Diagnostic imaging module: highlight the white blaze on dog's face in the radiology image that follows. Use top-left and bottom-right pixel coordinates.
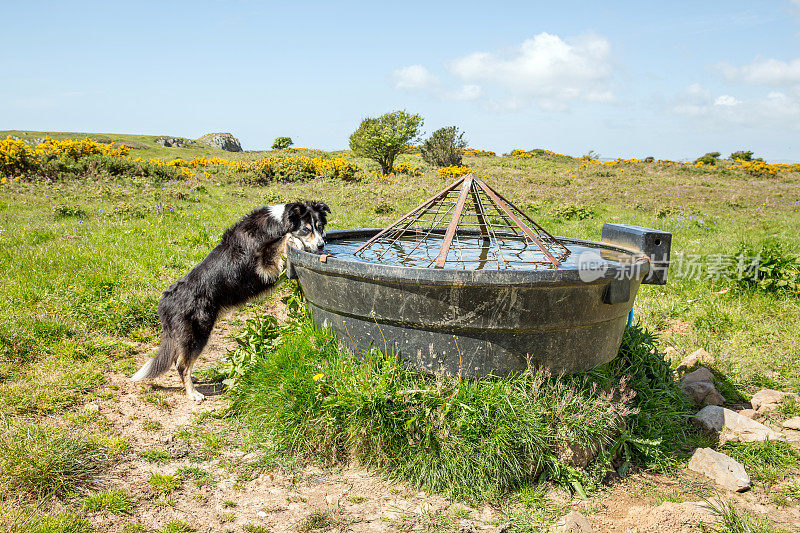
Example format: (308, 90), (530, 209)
(284, 202), (329, 253)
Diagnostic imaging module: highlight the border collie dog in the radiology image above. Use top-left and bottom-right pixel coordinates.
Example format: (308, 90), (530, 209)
(132, 201), (330, 400)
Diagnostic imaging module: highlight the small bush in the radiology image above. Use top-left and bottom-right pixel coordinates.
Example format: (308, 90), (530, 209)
(421, 126), (467, 168)
(694, 152), (721, 165)
(729, 240), (799, 295)
(552, 205), (594, 220)
(737, 159), (778, 178)
(349, 110), (423, 175)
(271, 136), (293, 150)
(53, 204), (87, 219)
(730, 150), (754, 161)
(392, 162), (421, 176)
(437, 165), (474, 178)
(644, 156), (655, 163)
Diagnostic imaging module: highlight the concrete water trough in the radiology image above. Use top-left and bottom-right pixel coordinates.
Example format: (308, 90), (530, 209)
(287, 175), (671, 377)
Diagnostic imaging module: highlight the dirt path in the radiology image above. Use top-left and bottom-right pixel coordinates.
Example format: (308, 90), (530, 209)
(79, 309), (800, 532)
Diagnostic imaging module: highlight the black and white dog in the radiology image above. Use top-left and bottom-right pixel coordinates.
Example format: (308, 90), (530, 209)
(132, 201), (330, 400)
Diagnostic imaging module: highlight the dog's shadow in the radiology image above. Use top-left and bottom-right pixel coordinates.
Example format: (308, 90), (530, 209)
(150, 382), (225, 397)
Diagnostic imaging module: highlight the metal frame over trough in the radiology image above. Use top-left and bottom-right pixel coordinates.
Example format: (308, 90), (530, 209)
(287, 223), (671, 378)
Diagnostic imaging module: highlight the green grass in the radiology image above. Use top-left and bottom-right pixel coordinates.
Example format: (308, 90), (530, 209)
(161, 521), (196, 533)
(79, 488), (135, 514)
(0, 509), (93, 533)
(176, 466), (214, 487)
(0, 421), (108, 499)
(147, 473), (181, 495)
(704, 498), (787, 533)
(296, 509), (340, 532)
(232, 314), (690, 501)
(1, 135), (800, 516)
(721, 441), (799, 486)
(138, 449), (171, 463)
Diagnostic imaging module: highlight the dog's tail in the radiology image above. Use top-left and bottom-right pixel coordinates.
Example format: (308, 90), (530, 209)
(131, 335), (177, 382)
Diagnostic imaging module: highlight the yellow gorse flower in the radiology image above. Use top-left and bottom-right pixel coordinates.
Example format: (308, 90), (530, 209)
(392, 162), (421, 176)
(438, 165), (474, 178)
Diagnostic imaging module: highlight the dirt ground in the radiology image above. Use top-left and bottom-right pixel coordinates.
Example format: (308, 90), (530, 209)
(79, 309), (800, 533)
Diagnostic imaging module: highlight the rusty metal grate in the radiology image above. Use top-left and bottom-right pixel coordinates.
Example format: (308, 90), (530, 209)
(353, 173), (571, 269)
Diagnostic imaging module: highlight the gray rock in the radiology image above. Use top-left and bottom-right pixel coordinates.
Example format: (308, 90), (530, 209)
(738, 408), (761, 420)
(552, 511), (595, 532)
(681, 381), (724, 406)
(692, 405), (786, 444)
(782, 417), (800, 430)
(677, 348), (714, 372)
(688, 447), (751, 492)
(197, 132), (243, 152)
(681, 367), (715, 384)
(664, 346), (679, 360)
(751, 389), (796, 413)
(155, 137), (186, 148)
(458, 519), (478, 533)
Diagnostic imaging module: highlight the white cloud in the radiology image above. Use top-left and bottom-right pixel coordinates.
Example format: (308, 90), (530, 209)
(391, 32), (614, 111)
(714, 94), (741, 106)
(392, 65), (439, 90)
(671, 83), (800, 129)
(449, 32), (613, 109)
(721, 57), (800, 85)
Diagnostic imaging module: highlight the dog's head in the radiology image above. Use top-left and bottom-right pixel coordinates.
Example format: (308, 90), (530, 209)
(284, 201), (331, 253)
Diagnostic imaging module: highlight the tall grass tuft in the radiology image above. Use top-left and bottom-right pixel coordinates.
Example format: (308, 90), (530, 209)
(231, 316), (690, 501)
(0, 421), (109, 500)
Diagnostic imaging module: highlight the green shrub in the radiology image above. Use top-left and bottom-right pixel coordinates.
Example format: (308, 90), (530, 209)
(729, 240), (799, 295)
(552, 205), (594, 220)
(694, 152), (721, 165)
(644, 156), (655, 163)
(271, 136), (293, 150)
(730, 150), (754, 161)
(420, 126), (467, 168)
(349, 110), (423, 175)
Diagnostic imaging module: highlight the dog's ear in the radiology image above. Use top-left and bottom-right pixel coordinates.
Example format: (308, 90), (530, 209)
(285, 202), (308, 231)
(311, 201), (331, 215)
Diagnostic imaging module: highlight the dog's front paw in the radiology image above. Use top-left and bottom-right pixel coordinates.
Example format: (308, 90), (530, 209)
(188, 390), (205, 402)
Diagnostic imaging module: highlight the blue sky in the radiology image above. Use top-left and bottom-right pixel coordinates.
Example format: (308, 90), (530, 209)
(3, 1), (800, 161)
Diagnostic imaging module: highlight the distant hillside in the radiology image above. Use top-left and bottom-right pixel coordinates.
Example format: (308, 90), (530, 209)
(0, 130), (252, 159)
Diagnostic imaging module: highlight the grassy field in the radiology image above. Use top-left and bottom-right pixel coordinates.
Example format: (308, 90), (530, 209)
(1, 130), (799, 531)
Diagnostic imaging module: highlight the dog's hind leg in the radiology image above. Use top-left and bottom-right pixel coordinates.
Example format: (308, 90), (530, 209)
(176, 312), (216, 402)
(177, 351), (205, 402)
